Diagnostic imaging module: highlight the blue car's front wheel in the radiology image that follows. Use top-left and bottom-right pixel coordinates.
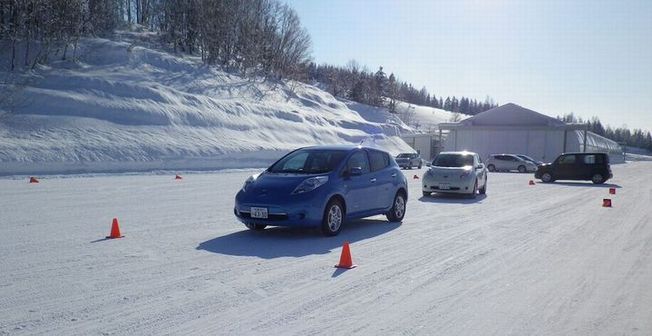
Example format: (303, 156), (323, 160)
(386, 192), (406, 222)
(321, 198), (344, 236)
(245, 223), (267, 231)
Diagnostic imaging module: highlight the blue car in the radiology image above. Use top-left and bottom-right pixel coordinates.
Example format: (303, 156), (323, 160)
(234, 145), (408, 236)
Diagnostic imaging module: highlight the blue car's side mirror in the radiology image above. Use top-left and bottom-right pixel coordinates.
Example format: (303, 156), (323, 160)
(350, 167), (363, 176)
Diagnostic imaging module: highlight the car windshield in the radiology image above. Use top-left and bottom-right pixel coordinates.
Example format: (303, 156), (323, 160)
(397, 153), (412, 158)
(268, 149), (348, 174)
(518, 155), (535, 163)
(432, 154), (474, 167)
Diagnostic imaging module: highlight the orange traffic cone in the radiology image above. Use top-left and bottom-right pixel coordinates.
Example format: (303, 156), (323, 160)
(413, 175), (419, 180)
(106, 218), (125, 239)
(335, 242), (357, 269)
(29, 177), (39, 183)
(609, 188), (616, 195)
(602, 199), (612, 208)
(175, 174), (183, 180)
(529, 180), (536, 185)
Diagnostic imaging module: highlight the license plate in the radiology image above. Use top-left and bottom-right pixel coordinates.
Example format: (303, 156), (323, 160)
(439, 184), (451, 190)
(250, 207), (268, 219)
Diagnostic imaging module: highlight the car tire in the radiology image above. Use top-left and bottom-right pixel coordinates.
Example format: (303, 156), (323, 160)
(468, 179), (478, 199)
(592, 173), (604, 184)
(487, 164), (496, 172)
(321, 198), (344, 236)
(518, 165), (526, 173)
(422, 191), (430, 197)
(418, 163), (422, 169)
(479, 179), (487, 195)
(407, 163), (412, 170)
(386, 192), (406, 222)
(541, 172), (554, 183)
(245, 223), (267, 231)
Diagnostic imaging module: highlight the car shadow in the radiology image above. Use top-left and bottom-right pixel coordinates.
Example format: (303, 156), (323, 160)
(543, 181), (622, 188)
(196, 218), (401, 259)
(418, 193), (487, 204)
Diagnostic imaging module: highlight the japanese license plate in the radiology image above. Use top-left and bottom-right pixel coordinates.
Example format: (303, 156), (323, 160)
(250, 207), (268, 219)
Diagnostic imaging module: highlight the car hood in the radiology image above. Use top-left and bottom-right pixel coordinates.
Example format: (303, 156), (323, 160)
(245, 172), (323, 196)
(428, 166), (473, 177)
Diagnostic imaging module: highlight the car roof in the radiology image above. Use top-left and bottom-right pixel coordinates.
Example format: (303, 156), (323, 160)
(439, 151), (477, 155)
(300, 145), (388, 153)
(561, 152), (607, 155)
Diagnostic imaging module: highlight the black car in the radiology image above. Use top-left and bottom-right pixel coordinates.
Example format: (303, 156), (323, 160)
(535, 152), (612, 184)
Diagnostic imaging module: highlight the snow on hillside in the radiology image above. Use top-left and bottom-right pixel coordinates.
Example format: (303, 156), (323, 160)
(0, 33), (414, 175)
(394, 101), (468, 133)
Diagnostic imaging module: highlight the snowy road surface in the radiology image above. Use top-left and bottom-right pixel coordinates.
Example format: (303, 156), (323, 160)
(1, 162), (651, 335)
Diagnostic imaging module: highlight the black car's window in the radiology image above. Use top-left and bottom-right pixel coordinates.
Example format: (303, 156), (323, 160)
(584, 155), (596, 164)
(346, 151), (370, 174)
(432, 154), (474, 167)
(369, 150), (389, 172)
(269, 149), (348, 174)
(397, 153), (410, 158)
(558, 155), (576, 165)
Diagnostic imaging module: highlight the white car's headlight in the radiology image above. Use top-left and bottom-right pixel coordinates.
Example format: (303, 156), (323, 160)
(241, 173), (261, 192)
(292, 176), (329, 195)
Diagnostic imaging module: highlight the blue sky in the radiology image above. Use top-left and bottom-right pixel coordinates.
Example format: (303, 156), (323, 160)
(284, 0), (652, 131)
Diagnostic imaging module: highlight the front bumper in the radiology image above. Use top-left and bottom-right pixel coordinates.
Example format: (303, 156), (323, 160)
(421, 174), (475, 194)
(234, 189), (326, 227)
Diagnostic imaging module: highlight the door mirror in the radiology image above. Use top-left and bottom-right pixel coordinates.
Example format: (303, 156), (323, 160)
(476, 163), (485, 170)
(343, 166), (363, 178)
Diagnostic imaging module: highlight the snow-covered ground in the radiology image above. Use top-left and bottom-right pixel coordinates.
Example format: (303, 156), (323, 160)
(1, 162), (650, 335)
(0, 33), (414, 175)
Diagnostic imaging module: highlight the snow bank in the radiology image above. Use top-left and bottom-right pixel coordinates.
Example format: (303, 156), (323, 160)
(0, 34), (414, 175)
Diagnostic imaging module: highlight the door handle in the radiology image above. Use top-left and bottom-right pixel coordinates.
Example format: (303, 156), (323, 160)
(391, 173), (397, 177)
(370, 178), (377, 183)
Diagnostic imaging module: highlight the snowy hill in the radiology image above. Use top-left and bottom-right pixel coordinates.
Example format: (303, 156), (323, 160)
(393, 101), (468, 133)
(0, 33), (415, 175)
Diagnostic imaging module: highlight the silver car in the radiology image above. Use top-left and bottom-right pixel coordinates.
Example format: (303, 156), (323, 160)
(486, 154), (538, 173)
(422, 151), (488, 198)
(395, 153), (422, 169)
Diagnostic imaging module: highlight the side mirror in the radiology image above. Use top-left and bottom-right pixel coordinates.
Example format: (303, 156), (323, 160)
(476, 164), (485, 170)
(350, 167), (363, 176)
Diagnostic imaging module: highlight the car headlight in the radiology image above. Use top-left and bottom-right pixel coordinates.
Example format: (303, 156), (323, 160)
(241, 173), (261, 192)
(292, 176), (329, 195)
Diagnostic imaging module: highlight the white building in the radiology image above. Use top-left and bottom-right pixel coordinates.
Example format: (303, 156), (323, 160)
(438, 103), (624, 163)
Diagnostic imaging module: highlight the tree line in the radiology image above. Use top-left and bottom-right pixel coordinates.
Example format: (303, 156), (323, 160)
(559, 113), (652, 152)
(0, 0), (311, 80)
(306, 62), (497, 115)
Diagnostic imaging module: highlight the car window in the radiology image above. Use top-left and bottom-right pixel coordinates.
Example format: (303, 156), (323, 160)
(584, 155), (596, 164)
(433, 154), (474, 167)
(368, 150), (389, 172)
(397, 153), (410, 158)
(269, 149), (348, 174)
(347, 151), (370, 174)
(558, 155), (576, 165)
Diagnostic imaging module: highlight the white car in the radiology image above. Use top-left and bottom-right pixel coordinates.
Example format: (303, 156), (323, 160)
(422, 151), (488, 198)
(486, 154), (538, 173)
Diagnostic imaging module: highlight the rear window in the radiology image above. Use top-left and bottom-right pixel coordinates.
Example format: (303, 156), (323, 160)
(584, 154), (606, 164)
(369, 150), (390, 172)
(558, 155), (576, 165)
(397, 153), (411, 158)
(433, 154), (474, 167)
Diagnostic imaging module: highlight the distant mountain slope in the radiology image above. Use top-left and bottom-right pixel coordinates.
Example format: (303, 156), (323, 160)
(0, 33), (415, 175)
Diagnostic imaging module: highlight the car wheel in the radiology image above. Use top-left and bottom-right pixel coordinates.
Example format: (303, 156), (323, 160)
(541, 172), (554, 183)
(321, 198), (344, 236)
(407, 163), (412, 170)
(592, 173), (604, 184)
(518, 165), (526, 173)
(479, 178), (487, 195)
(245, 223), (267, 231)
(487, 164), (495, 172)
(386, 192), (406, 222)
(418, 163), (422, 169)
(422, 191), (430, 197)
(468, 179), (478, 199)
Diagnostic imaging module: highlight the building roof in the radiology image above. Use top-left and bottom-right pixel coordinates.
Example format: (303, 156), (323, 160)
(459, 103), (566, 127)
